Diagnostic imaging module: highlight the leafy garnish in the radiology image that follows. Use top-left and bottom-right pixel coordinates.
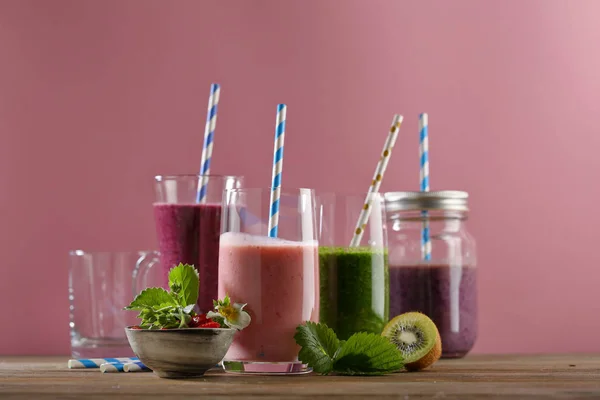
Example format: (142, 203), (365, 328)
(124, 288), (176, 311)
(333, 332), (404, 375)
(124, 263), (198, 329)
(168, 263), (199, 307)
(294, 322), (340, 374)
(294, 322), (404, 375)
(124, 263), (251, 331)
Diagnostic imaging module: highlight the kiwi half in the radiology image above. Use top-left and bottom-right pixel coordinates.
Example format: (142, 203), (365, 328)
(381, 312), (442, 371)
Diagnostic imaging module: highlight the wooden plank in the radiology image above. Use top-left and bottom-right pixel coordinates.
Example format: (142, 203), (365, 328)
(1, 355), (599, 399)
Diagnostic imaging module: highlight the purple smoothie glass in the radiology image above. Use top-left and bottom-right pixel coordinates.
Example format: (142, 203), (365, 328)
(384, 191), (477, 359)
(153, 175), (243, 313)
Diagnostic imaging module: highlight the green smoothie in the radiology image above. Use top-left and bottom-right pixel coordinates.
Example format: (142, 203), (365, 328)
(319, 246), (389, 340)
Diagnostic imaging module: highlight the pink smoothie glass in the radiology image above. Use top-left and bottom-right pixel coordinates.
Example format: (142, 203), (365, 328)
(153, 175), (243, 313)
(218, 188), (319, 374)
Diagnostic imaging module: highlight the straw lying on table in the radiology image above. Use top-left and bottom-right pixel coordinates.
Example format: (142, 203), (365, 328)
(100, 362), (126, 373)
(124, 360), (150, 372)
(419, 113), (431, 261)
(196, 82), (221, 203)
(268, 104), (287, 238)
(100, 360), (150, 373)
(68, 357), (139, 369)
(349, 114), (403, 247)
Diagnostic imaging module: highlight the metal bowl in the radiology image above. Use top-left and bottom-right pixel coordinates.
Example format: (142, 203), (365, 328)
(125, 327), (236, 379)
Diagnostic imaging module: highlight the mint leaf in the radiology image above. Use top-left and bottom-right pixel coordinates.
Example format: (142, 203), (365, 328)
(294, 322), (340, 375)
(124, 264), (203, 329)
(155, 302), (178, 312)
(124, 288), (175, 310)
(168, 263), (199, 307)
(333, 332), (404, 375)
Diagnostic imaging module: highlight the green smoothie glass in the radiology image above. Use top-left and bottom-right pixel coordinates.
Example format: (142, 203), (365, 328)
(317, 193), (389, 340)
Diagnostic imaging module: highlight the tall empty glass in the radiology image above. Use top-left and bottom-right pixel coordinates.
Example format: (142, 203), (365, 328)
(153, 175), (243, 313)
(219, 188), (319, 374)
(68, 250), (160, 358)
(318, 193), (389, 340)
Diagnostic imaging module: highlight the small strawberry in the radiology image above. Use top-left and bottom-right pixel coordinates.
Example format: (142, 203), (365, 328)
(130, 326), (142, 330)
(189, 313), (210, 327)
(198, 321), (221, 329)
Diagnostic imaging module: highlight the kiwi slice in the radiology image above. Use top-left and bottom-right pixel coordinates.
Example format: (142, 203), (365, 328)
(381, 312), (442, 371)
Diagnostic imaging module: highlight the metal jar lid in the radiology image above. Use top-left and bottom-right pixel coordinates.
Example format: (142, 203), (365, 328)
(384, 190), (469, 212)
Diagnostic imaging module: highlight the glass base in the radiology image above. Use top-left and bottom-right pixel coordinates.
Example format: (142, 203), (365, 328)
(222, 360), (312, 375)
(441, 351), (469, 359)
(71, 338), (134, 359)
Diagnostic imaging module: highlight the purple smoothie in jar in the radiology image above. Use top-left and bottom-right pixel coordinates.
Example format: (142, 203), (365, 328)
(389, 264), (477, 358)
(384, 191), (477, 359)
(153, 202), (222, 313)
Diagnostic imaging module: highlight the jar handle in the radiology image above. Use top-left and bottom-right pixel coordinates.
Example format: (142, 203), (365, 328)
(132, 252), (160, 298)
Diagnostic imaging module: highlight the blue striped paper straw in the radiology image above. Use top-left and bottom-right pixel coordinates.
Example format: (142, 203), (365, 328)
(419, 113), (431, 261)
(68, 357), (139, 369)
(100, 361), (150, 373)
(268, 104), (286, 238)
(196, 83), (221, 203)
(100, 362), (126, 373)
(124, 361), (151, 372)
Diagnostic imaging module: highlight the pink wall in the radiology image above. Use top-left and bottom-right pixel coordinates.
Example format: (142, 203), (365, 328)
(1, 0), (599, 355)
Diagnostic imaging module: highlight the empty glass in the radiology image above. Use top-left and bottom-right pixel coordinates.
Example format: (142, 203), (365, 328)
(68, 250), (161, 358)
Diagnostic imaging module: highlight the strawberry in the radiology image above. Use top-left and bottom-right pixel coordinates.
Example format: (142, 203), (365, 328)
(189, 313), (210, 327)
(130, 326), (142, 330)
(198, 321), (221, 329)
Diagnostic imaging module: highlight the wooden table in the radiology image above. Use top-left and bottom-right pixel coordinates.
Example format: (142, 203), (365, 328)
(1, 355), (599, 399)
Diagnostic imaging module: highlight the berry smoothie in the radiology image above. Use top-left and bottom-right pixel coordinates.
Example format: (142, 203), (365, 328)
(153, 203), (221, 313)
(319, 247), (389, 340)
(389, 264), (477, 358)
(218, 232), (319, 363)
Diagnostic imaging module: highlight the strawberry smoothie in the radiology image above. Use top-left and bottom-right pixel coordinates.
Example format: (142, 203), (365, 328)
(218, 232), (319, 364)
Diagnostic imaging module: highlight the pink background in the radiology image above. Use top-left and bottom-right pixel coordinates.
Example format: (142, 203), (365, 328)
(1, 0), (599, 355)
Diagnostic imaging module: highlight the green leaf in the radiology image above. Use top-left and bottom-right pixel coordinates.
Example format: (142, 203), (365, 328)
(214, 295), (231, 308)
(211, 315), (225, 327)
(294, 322), (340, 375)
(168, 263), (199, 307)
(155, 303), (177, 312)
(124, 288), (176, 310)
(333, 332), (404, 375)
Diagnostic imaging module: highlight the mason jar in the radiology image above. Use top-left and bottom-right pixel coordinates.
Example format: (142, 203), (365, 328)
(384, 191), (477, 358)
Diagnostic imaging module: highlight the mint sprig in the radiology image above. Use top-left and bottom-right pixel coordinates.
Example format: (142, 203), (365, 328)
(125, 288), (176, 310)
(333, 332), (404, 375)
(295, 322), (340, 374)
(294, 322), (404, 375)
(124, 263), (199, 329)
(168, 263), (199, 307)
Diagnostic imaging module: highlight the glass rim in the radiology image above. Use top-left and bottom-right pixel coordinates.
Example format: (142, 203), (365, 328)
(68, 249), (158, 256)
(224, 187), (315, 193)
(315, 191), (384, 198)
(154, 174), (242, 181)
